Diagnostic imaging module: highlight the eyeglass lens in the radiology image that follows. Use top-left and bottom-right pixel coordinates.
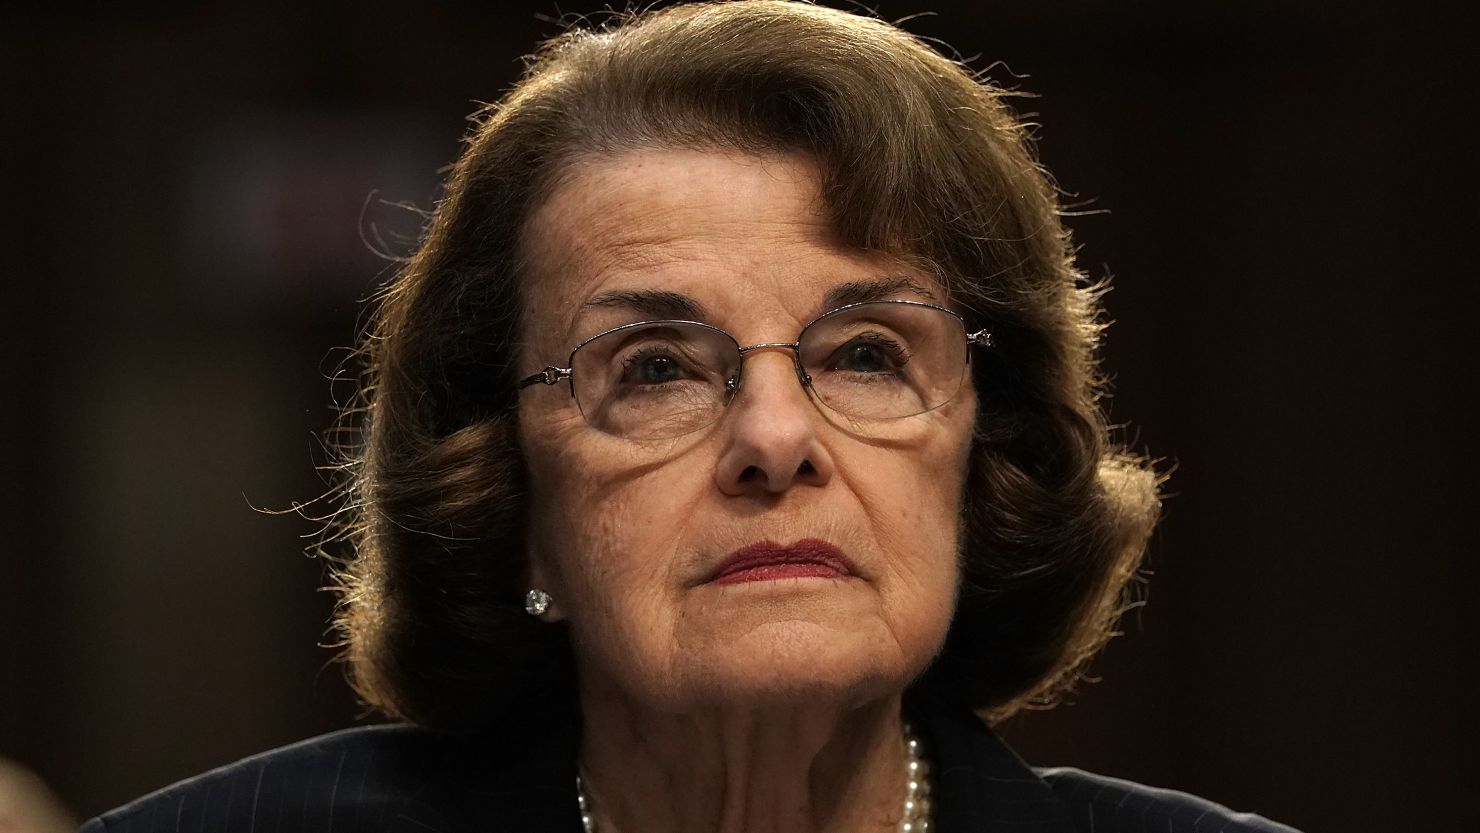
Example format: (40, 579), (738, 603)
(569, 302), (969, 440)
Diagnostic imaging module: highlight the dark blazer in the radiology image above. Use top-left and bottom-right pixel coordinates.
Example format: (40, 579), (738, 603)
(81, 700), (1299, 833)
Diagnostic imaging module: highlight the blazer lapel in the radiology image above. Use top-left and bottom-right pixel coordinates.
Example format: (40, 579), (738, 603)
(912, 698), (1077, 833)
(389, 710), (584, 833)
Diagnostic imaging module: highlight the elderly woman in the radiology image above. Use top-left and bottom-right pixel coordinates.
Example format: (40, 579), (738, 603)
(84, 3), (1299, 832)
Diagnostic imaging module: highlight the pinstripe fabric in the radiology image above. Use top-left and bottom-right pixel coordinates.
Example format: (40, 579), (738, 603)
(1035, 769), (1299, 833)
(81, 703), (1300, 833)
(80, 721), (582, 833)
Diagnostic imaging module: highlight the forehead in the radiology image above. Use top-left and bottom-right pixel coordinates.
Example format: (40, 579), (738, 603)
(518, 148), (941, 346)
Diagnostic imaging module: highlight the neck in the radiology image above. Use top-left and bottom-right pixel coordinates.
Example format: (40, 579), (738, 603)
(576, 685), (912, 833)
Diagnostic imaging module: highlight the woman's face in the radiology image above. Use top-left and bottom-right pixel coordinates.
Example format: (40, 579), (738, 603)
(517, 148), (975, 711)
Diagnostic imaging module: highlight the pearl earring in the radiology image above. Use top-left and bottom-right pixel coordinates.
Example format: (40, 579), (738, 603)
(525, 588), (552, 617)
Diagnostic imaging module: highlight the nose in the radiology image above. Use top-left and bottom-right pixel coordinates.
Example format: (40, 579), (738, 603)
(714, 348), (834, 496)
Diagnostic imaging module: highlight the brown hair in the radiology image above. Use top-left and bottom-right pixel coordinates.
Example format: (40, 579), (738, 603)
(328, 0), (1161, 731)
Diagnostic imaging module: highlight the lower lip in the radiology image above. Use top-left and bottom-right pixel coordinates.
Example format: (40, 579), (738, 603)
(711, 563), (849, 585)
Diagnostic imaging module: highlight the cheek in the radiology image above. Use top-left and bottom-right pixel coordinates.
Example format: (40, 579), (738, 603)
(873, 472), (964, 603)
(532, 462), (719, 686)
(861, 418), (971, 528)
(851, 415), (973, 619)
(523, 430), (708, 612)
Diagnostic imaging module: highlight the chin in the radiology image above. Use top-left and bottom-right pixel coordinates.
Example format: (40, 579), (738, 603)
(666, 620), (925, 710)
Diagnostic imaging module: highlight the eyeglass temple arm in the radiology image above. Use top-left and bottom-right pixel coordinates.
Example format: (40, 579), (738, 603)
(518, 366), (573, 389)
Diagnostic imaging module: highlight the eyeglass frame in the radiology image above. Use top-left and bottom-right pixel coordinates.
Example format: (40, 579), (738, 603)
(516, 299), (993, 429)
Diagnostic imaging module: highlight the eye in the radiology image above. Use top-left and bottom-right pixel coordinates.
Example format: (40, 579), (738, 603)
(829, 335), (908, 373)
(620, 347), (690, 386)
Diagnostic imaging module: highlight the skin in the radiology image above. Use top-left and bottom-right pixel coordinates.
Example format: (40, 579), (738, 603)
(517, 148), (976, 833)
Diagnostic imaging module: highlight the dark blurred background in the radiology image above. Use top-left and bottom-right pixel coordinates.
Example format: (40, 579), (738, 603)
(0, 1), (1471, 831)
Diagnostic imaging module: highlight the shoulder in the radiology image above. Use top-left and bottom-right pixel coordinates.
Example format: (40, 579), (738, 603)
(79, 724), (510, 833)
(1035, 767), (1303, 833)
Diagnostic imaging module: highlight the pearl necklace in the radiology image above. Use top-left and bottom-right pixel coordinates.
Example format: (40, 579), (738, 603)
(575, 723), (933, 833)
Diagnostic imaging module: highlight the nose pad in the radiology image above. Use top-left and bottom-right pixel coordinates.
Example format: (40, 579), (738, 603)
(714, 349), (834, 496)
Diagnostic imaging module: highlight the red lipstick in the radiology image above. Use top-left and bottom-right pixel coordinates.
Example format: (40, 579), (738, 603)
(708, 539), (856, 585)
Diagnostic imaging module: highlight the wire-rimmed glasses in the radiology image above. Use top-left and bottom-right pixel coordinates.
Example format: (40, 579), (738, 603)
(517, 300), (992, 440)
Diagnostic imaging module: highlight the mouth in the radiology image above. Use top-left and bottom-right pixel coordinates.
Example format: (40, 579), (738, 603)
(707, 538), (858, 585)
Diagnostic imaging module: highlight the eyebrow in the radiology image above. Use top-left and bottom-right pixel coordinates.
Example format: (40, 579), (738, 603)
(822, 276), (939, 310)
(577, 276), (937, 325)
(580, 289), (709, 321)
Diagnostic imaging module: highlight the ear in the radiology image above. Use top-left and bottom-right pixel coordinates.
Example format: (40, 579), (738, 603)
(526, 552), (568, 622)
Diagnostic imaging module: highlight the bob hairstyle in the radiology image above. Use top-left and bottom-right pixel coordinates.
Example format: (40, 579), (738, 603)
(329, 0), (1161, 732)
